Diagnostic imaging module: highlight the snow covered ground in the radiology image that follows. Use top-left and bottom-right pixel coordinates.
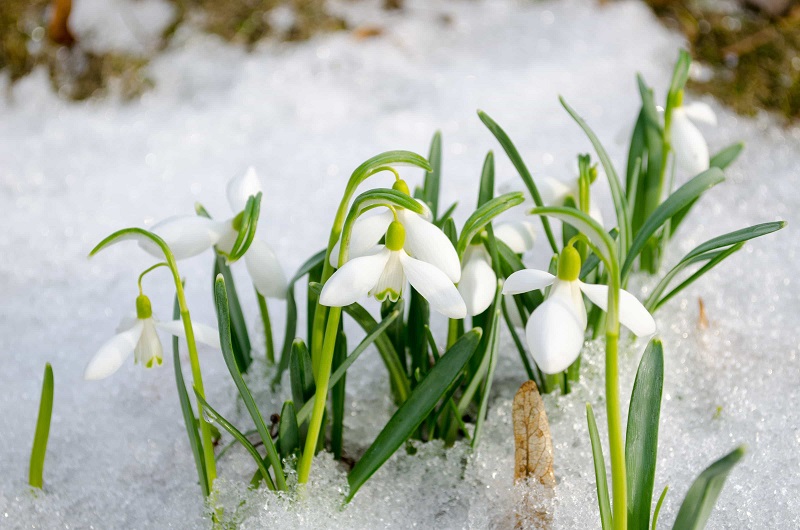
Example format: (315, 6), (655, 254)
(1, 0), (798, 528)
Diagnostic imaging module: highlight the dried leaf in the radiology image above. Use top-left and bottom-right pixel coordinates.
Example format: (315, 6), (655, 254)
(698, 297), (709, 329)
(353, 26), (384, 40)
(513, 380), (555, 529)
(514, 380), (555, 485)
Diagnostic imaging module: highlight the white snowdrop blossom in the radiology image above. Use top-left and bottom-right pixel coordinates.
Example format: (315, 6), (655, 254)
(141, 167), (288, 299)
(458, 222), (537, 316)
(670, 99), (717, 176)
(502, 246), (656, 374)
(321, 220), (467, 319)
(329, 180), (461, 283)
(84, 294), (220, 380)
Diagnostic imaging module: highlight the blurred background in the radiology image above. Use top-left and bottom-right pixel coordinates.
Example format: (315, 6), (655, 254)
(2, 0), (799, 118)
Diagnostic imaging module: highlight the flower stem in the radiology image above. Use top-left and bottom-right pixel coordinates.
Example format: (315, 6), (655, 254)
(605, 276), (626, 530)
(297, 306), (341, 483)
(256, 292), (275, 364)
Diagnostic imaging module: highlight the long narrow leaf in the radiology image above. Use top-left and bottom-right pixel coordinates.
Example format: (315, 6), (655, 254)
(213, 254), (252, 372)
(28, 363), (54, 489)
(278, 401), (300, 462)
(709, 143), (743, 170)
(215, 275), (286, 490)
(456, 192), (524, 256)
(681, 222), (785, 263)
(477, 110), (559, 252)
(587, 403), (613, 530)
(346, 330), (482, 501)
(671, 447), (745, 530)
(622, 168), (724, 279)
(194, 390), (275, 490)
(172, 295), (209, 496)
(626, 339), (664, 529)
(424, 131), (442, 217)
(559, 97), (630, 253)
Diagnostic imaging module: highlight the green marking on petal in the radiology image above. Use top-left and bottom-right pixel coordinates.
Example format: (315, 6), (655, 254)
(374, 288), (401, 303)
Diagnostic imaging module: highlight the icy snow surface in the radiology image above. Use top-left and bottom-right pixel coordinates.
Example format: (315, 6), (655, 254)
(1, 0), (798, 528)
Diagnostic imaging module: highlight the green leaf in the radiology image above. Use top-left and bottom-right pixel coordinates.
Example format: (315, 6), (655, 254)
(194, 390), (275, 490)
(171, 294), (209, 496)
(478, 151), (495, 207)
(622, 167), (725, 279)
(290, 340), (315, 407)
(332, 330), (347, 460)
(436, 202), (458, 227)
(215, 275), (286, 490)
(709, 143), (744, 170)
(423, 131), (442, 218)
(671, 446), (745, 530)
(681, 222), (785, 263)
(667, 50), (691, 108)
(278, 401), (300, 462)
(227, 192), (262, 262)
(457, 192), (525, 256)
(626, 111), (647, 199)
(626, 339), (664, 530)
(559, 96), (630, 252)
(530, 206), (616, 268)
(346, 329), (482, 501)
(28, 363), (54, 489)
(652, 486), (669, 530)
(477, 110), (559, 253)
(213, 253), (252, 373)
(297, 310), (400, 425)
(587, 403), (613, 530)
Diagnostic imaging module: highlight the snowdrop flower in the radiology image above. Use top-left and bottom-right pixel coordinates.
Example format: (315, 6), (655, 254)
(502, 246), (655, 374)
(458, 222), (537, 316)
(670, 97), (717, 176)
(329, 180), (461, 283)
(321, 220), (467, 319)
(500, 175), (604, 229)
(141, 167), (287, 299)
(84, 294), (220, 380)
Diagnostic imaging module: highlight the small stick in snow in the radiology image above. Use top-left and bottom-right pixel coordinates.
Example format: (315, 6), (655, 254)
(513, 380), (555, 529)
(698, 297), (709, 329)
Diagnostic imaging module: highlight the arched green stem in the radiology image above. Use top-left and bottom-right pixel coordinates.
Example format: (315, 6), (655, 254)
(90, 227), (217, 493)
(137, 262), (169, 294)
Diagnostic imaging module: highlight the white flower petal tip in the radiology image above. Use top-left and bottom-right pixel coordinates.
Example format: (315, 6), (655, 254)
(539, 176), (576, 205)
(142, 215), (227, 260)
(244, 239), (288, 299)
(400, 209), (461, 282)
(502, 269), (555, 296)
(525, 296), (585, 375)
(400, 253), (466, 319)
(329, 210), (393, 267)
(458, 247), (497, 316)
(84, 320), (144, 380)
(227, 166), (264, 213)
(320, 249), (392, 307)
(578, 282), (657, 337)
(683, 102), (717, 126)
(671, 108), (710, 175)
(495, 220), (537, 253)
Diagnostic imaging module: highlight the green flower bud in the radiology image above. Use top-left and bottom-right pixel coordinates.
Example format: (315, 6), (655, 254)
(557, 246), (581, 281)
(385, 221), (406, 251)
(136, 294), (153, 319)
(392, 179), (410, 196)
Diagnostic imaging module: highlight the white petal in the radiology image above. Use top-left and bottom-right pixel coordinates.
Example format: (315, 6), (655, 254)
(371, 251), (405, 302)
(494, 220), (537, 253)
(400, 209), (461, 282)
(503, 293), (525, 329)
(525, 282), (586, 374)
(243, 238), (288, 299)
(134, 319), (164, 368)
(84, 320), (144, 380)
(458, 246), (497, 316)
(320, 248), (391, 307)
(156, 319), (221, 350)
(589, 205), (605, 229)
(502, 269), (555, 295)
(682, 102), (717, 126)
(578, 282), (656, 336)
(329, 210), (393, 267)
(671, 109), (710, 175)
(538, 176), (576, 206)
(399, 253), (466, 319)
(142, 215), (228, 260)
(227, 166), (264, 213)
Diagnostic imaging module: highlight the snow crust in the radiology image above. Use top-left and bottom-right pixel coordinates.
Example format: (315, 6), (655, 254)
(1, 0), (798, 528)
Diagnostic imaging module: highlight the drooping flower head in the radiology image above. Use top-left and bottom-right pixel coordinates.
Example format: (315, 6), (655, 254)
(140, 167), (287, 299)
(321, 180), (466, 319)
(503, 246), (656, 374)
(84, 293), (220, 380)
(669, 92), (717, 176)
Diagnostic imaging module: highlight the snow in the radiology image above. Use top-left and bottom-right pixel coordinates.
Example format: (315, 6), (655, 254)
(1, 0), (798, 528)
